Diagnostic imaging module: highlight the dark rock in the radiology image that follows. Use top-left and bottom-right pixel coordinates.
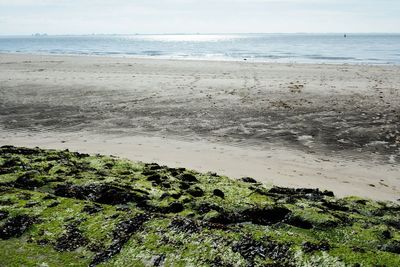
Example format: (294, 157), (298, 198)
(115, 206), (131, 212)
(162, 182), (171, 189)
(14, 171), (44, 190)
(54, 168), (67, 175)
(137, 199), (184, 214)
(386, 218), (400, 230)
(1, 157), (21, 168)
(46, 154), (61, 161)
(82, 204), (103, 215)
(379, 240), (400, 254)
(181, 198), (191, 204)
(205, 210), (238, 225)
(232, 237), (292, 265)
(200, 220), (228, 231)
(109, 214), (120, 219)
(37, 239), (50, 246)
(55, 223), (88, 251)
(268, 187), (334, 202)
(0, 199), (13, 206)
(244, 207), (291, 225)
(355, 199), (367, 205)
(206, 256), (234, 267)
(302, 241), (331, 253)
(168, 169), (179, 176)
(0, 210), (9, 220)
(168, 167), (186, 177)
(352, 247), (366, 253)
(151, 255), (166, 267)
(285, 215), (313, 229)
(240, 177), (258, 183)
(179, 182), (190, 190)
(145, 163), (162, 170)
(24, 201), (39, 208)
(0, 215), (36, 239)
(54, 183), (149, 205)
(232, 237), (267, 263)
(280, 196), (298, 204)
(381, 230), (392, 239)
(104, 162), (114, 169)
(42, 194), (57, 200)
(90, 214), (150, 266)
(169, 218), (201, 233)
(213, 189), (225, 198)
(188, 186), (204, 197)
(88, 242), (106, 253)
(159, 193), (169, 200)
(371, 208), (387, 216)
(196, 203), (222, 214)
(374, 204), (400, 218)
(171, 193), (182, 199)
(207, 206), (290, 226)
(95, 169), (108, 177)
(75, 152), (90, 159)
(168, 202), (184, 213)
(147, 174), (162, 184)
(321, 190), (334, 197)
(322, 200), (349, 212)
(0, 167), (13, 175)
(268, 186), (296, 195)
(142, 170), (156, 176)
(95, 187), (135, 205)
(180, 173), (198, 183)
(330, 212), (353, 226)
(250, 186), (270, 196)
(47, 201), (60, 208)
(1, 146), (39, 156)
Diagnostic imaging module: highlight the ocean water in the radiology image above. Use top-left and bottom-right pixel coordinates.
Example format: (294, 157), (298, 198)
(0, 33), (399, 64)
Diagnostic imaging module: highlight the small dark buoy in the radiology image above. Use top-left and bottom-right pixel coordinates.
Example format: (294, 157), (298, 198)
(344, 34), (347, 38)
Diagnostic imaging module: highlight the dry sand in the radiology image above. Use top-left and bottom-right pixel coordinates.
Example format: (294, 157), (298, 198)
(1, 53), (399, 201)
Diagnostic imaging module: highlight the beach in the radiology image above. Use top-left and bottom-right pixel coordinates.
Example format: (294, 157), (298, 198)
(1, 53), (399, 201)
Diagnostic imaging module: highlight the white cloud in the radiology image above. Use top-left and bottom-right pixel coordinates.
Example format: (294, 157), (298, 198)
(0, 0), (399, 34)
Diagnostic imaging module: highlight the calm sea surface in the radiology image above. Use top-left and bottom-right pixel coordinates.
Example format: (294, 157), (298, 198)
(1, 34), (399, 64)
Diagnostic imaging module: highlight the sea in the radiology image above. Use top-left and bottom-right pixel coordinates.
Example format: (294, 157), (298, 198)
(0, 33), (399, 65)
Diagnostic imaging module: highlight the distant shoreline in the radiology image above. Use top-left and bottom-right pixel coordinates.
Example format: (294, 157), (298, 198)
(2, 32), (400, 36)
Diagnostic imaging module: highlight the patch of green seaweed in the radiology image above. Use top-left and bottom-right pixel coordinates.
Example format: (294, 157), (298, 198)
(0, 145), (399, 266)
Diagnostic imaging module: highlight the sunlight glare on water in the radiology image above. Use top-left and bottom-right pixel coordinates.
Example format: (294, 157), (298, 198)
(1, 34), (400, 64)
(132, 34), (242, 42)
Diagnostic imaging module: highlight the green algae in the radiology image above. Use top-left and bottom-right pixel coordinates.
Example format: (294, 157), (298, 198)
(0, 145), (399, 266)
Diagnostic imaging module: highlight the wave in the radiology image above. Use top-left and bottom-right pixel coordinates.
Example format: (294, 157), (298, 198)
(1, 34), (399, 65)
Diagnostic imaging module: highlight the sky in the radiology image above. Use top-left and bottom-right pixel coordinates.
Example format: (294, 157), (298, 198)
(0, 0), (399, 35)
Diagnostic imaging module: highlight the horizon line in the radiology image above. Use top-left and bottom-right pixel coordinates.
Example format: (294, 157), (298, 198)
(1, 32), (400, 37)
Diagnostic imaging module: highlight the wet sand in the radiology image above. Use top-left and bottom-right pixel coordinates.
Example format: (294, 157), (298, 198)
(1, 53), (399, 201)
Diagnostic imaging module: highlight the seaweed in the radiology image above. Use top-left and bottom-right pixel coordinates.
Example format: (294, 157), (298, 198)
(0, 145), (399, 266)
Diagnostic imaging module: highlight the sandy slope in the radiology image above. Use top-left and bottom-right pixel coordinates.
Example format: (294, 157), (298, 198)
(0, 53), (399, 201)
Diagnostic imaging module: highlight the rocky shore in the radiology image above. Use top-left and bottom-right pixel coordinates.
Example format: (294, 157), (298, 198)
(1, 146), (399, 266)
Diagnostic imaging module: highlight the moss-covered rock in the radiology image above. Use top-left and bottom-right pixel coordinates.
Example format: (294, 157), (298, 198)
(0, 145), (399, 266)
